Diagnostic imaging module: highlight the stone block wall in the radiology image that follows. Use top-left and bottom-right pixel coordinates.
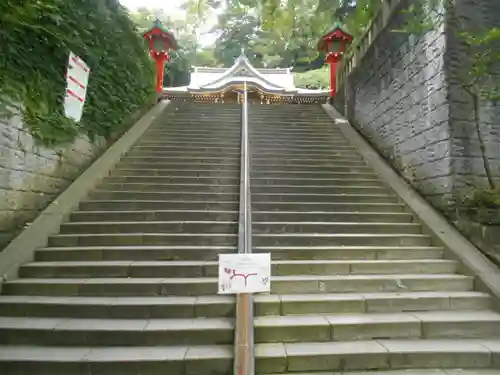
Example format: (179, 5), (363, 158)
(0, 109), (106, 248)
(336, 0), (500, 213)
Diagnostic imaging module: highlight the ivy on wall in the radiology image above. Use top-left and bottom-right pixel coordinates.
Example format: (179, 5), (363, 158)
(0, 0), (155, 147)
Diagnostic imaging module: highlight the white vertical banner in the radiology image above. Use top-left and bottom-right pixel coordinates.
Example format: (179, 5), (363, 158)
(218, 253), (271, 294)
(64, 52), (90, 122)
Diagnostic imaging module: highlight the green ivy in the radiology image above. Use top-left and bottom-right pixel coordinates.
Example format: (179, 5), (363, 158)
(0, 0), (155, 147)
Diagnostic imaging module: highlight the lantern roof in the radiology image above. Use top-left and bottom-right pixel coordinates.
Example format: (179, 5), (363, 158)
(143, 18), (179, 50)
(317, 21), (353, 51)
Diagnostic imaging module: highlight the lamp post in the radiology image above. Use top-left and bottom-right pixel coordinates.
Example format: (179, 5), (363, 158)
(143, 18), (178, 93)
(317, 22), (353, 100)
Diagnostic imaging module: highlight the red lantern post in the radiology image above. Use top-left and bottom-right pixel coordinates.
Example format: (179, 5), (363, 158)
(143, 19), (179, 93)
(318, 22), (353, 98)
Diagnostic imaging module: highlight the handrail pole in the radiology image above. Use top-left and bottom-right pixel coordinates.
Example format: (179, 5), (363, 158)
(234, 80), (255, 375)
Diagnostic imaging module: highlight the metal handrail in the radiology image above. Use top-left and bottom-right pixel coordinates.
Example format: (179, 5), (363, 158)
(234, 80), (255, 375)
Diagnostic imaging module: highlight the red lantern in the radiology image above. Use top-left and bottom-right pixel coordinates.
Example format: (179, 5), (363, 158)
(318, 22), (353, 98)
(143, 18), (179, 93)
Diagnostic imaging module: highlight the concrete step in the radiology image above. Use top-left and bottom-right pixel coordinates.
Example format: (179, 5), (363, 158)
(98, 183), (240, 193)
(251, 177), (385, 187)
(265, 371), (500, 375)
(132, 144), (240, 152)
(116, 161), (240, 171)
(252, 222), (422, 234)
(252, 193), (397, 204)
(254, 291), (492, 316)
(89, 190), (239, 201)
(121, 155), (240, 163)
(79, 200), (239, 211)
(254, 339), (500, 373)
(19, 259), (457, 279)
(0, 295), (235, 318)
(252, 202), (405, 212)
(106, 175), (239, 185)
(0, 291), (490, 320)
(1, 277), (221, 296)
(48, 233), (238, 247)
(249, 164), (372, 173)
(36, 246), (236, 261)
(252, 233), (432, 247)
(142, 130), (241, 137)
(1, 274), (473, 296)
(0, 316), (234, 346)
(70, 210), (238, 222)
(251, 145), (357, 153)
(254, 311), (500, 343)
(251, 157), (366, 166)
(251, 171), (378, 179)
(252, 211), (413, 223)
(250, 139), (352, 148)
(252, 185), (389, 195)
(112, 168), (239, 178)
(252, 246), (444, 260)
(136, 140), (241, 148)
(59, 221), (238, 234)
(125, 149), (241, 157)
(0, 344), (233, 375)
(250, 150), (363, 159)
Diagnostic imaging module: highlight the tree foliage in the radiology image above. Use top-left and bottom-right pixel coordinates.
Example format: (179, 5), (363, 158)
(0, 0), (155, 146)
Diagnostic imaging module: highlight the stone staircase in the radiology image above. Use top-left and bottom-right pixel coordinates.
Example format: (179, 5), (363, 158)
(248, 105), (500, 374)
(0, 103), (241, 374)
(0, 102), (499, 375)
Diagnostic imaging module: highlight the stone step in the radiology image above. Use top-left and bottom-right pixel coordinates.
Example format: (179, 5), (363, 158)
(254, 311), (500, 343)
(249, 132), (344, 139)
(252, 202), (405, 212)
(128, 146), (240, 155)
(132, 144), (240, 152)
(121, 155), (241, 163)
(251, 157), (366, 166)
(0, 295), (235, 318)
(266, 371), (500, 375)
(112, 168), (239, 178)
(0, 316), (234, 346)
(249, 164), (373, 173)
(251, 171), (378, 179)
(59, 221), (238, 234)
(250, 150), (362, 159)
(35, 246), (442, 262)
(0, 291), (489, 320)
(252, 185), (388, 195)
(106, 176), (240, 185)
(252, 177), (384, 187)
(255, 339), (500, 373)
(70, 210), (238, 222)
(98, 183), (240, 193)
(136, 140), (241, 148)
(254, 291), (492, 316)
(125, 149), (241, 157)
(69, 210), (411, 223)
(252, 246), (444, 260)
(252, 193), (397, 204)
(36, 246), (236, 262)
(19, 260), (457, 279)
(252, 145), (357, 153)
(253, 211), (412, 223)
(252, 222), (422, 234)
(1, 274), (473, 296)
(252, 233), (431, 247)
(116, 161), (240, 171)
(0, 344), (233, 375)
(250, 139), (352, 148)
(48, 233), (238, 247)
(79, 200), (239, 211)
(89, 190), (239, 201)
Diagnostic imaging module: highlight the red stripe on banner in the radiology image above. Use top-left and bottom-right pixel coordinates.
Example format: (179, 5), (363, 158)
(67, 75), (86, 89)
(67, 89), (84, 102)
(71, 56), (89, 72)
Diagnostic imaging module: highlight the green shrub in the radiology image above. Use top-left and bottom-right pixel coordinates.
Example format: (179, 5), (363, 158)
(294, 67), (330, 90)
(0, 0), (155, 146)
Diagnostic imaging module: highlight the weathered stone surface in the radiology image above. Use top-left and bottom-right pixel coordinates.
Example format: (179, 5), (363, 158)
(0, 107), (105, 248)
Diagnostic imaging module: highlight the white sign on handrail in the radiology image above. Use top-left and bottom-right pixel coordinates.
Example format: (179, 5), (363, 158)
(218, 253), (271, 294)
